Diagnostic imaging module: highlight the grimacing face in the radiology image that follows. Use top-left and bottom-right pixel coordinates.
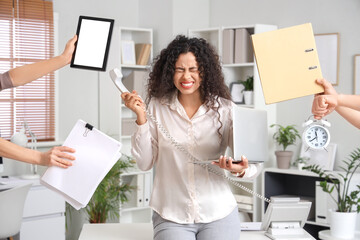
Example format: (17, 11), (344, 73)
(173, 52), (202, 98)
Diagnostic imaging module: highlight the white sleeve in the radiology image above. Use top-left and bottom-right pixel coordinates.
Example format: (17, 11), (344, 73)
(131, 120), (158, 171)
(242, 163), (262, 179)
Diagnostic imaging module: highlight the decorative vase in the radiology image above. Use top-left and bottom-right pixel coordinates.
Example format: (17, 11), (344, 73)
(243, 91), (253, 105)
(329, 210), (357, 239)
(297, 163), (305, 171)
(275, 151), (293, 169)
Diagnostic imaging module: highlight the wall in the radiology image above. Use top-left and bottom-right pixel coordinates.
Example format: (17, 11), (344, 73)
(209, 0), (360, 169)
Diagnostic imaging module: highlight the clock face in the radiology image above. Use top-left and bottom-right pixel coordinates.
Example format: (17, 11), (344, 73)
(303, 125), (330, 149)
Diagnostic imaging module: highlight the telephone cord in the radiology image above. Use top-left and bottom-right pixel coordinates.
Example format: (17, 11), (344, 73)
(144, 108), (271, 203)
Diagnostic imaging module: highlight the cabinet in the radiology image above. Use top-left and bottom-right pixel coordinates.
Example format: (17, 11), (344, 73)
(118, 27), (153, 222)
(0, 177), (65, 240)
(119, 168), (153, 223)
(188, 24), (278, 221)
(118, 27), (153, 156)
(228, 175), (262, 222)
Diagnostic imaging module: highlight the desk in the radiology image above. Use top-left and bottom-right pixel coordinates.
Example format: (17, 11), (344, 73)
(0, 177), (65, 240)
(318, 230), (360, 240)
(79, 223), (314, 240)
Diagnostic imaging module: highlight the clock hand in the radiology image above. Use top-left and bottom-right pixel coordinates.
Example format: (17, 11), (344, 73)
(310, 137), (316, 142)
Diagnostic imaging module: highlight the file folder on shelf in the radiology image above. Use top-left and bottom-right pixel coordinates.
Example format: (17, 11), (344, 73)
(251, 23), (324, 104)
(41, 119), (122, 210)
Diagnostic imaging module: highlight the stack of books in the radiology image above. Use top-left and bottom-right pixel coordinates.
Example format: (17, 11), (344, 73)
(234, 194), (253, 211)
(135, 43), (152, 65)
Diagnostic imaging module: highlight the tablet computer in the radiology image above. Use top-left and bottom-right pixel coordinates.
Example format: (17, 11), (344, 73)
(70, 16), (114, 71)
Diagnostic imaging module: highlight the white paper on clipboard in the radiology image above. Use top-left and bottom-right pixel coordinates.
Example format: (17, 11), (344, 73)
(40, 119), (122, 210)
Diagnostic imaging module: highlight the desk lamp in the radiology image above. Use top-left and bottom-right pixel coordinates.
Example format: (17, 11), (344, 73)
(10, 121), (40, 179)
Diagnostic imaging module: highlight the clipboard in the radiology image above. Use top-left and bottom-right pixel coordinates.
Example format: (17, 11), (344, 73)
(41, 119), (122, 210)
(251, 23), (324, 104)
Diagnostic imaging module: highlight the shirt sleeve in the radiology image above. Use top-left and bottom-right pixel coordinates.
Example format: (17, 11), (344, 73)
(0, 72), (14, 91)
(131, 104), (159, 171)
(243, 163), (262, 179)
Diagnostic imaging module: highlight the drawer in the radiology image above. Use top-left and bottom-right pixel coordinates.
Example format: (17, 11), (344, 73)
(23, 185), (65, 218)
(21, 215), (65, 240)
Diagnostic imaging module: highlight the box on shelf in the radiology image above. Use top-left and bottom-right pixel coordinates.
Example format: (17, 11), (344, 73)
(234, 28), (253, 63)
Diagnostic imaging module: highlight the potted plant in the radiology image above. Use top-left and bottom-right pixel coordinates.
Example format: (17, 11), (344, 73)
(303, 147), (360, 239)
(292, 157), (310, 171)
(240, 76), (253, 105)
(84, 154), (135, 223)
(270, 124), (301, 169)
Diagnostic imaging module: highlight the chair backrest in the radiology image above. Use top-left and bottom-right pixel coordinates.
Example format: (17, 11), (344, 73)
(0, 183), (32, 238)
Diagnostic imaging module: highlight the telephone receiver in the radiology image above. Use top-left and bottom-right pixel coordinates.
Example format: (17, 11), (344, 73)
(109, 68), (129, 94)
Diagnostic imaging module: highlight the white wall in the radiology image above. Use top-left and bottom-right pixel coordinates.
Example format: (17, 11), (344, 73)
(209, 0), (360, 169)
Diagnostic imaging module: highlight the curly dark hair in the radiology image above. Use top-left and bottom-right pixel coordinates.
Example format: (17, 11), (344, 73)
(146, 35), (231, 138)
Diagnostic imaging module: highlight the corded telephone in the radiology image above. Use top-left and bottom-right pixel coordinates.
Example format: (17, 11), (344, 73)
(109, 68), (313, 240)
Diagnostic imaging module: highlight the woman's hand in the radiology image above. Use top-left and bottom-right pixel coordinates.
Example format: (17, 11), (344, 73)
(312, 78), (338, 119)
(39, 146), (76, 168)
(61, 35), (78, 64)
(212, 155), (249, 177)
(121, 90), (147, 125)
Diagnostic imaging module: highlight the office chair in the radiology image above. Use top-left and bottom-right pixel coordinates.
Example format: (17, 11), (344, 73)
(0, 183), (32, 240)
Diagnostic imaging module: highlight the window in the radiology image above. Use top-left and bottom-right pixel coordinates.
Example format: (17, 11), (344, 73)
(0, 0), (55, 141)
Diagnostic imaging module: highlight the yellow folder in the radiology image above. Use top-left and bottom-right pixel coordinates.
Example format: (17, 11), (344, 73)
(251, 23), (324, 104)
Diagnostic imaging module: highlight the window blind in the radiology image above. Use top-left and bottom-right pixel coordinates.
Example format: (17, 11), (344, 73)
(0, 0), (55, 141)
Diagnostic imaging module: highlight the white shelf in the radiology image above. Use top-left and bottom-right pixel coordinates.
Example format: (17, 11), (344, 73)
(118, 27), (153, 224)
(121, 169), (152, 177)
(120, 206), (151, 213)
(121, 64), (150, 69)
(223, 62), (255, 68)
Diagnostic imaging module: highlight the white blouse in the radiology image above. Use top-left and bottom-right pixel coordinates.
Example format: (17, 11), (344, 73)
(131, 93), (260, 224)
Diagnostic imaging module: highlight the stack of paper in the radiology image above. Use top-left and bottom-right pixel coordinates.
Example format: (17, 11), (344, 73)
(41, 119), (122, 210)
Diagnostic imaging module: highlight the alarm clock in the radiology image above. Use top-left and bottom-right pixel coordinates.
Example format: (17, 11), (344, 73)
(302, 116), (331, 150)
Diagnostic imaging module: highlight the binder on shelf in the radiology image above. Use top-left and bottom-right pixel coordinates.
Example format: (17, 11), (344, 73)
(251, 23), (324, 104)
(136, 174), (144, 207)
(135, 43), (152, 65)
(143, 172), (151, 206)
(222, 29), (234, 64)
(234, 28), (253, 63)
(41, 119), (122, 210)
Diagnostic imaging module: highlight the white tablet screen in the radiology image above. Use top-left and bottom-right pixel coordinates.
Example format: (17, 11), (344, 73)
(71, 16), (114, 71)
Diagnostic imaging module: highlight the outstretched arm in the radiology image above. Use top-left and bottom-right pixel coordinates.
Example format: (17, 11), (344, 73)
(8, 35), (77, 87)
(0, 138), (75, 168)
(312, 78), (360, 129)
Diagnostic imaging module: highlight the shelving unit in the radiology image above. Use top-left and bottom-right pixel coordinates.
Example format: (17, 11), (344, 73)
(118, 27), (153, 222)
(119, 167), (153, 223)
(228, 175), (261, 222)
(188, 24), (278, 222)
